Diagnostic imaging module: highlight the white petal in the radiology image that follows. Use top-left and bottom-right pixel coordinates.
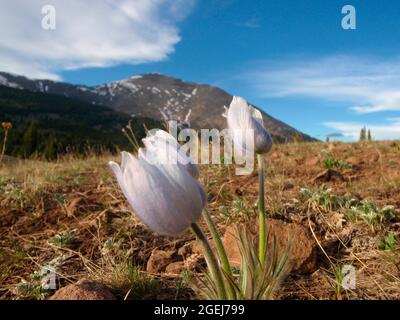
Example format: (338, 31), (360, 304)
(158, 163), (204, 225)
(120, 151), (131, 174)
(109, 152), (204, 236)
(252, 119), (273, 153)
(251, 107), (265, 128)
(108, 161), (123, 186)
(196, 181), (207, 208)
(121, 155), (171, 233)
(227, 96), (252, 132)
(227, 96), (273, 155)
(143, 129), (199, 179)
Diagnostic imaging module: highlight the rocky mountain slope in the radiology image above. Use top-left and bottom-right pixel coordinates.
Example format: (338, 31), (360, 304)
(0, 71), (314, 142)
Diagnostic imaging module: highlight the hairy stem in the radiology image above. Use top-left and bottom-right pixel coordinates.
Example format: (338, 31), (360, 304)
(257, 153), (266, 264)
(191, 223), (227, 299)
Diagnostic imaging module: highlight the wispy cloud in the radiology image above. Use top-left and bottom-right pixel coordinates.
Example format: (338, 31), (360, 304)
(245, 55), (400, 114)
(0, 0), (196, 80)
(236, 17), (261, 29)
(325, 118), (400, 141)
(326, 132), (345, 138)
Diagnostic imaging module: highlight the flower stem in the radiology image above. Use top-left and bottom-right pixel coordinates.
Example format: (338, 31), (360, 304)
(191, 222), (227, 300)
(0, 129), (9, 164)
(257, 153), (266, 264)
(203, 208), (236, 299)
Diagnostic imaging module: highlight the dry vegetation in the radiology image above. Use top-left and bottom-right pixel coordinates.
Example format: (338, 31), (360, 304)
(1, 141), (400, 300)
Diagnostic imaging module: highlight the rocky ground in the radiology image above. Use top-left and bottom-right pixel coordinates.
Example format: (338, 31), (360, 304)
(1, 141), (399, 300)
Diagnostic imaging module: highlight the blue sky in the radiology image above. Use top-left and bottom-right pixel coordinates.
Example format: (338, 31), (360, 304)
(1, 0), (400, 140)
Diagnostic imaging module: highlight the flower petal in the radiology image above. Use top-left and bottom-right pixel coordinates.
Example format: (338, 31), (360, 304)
(142, 129), (199, 179)
(109, 151), (204, 236)
(227, 96), (273, 155)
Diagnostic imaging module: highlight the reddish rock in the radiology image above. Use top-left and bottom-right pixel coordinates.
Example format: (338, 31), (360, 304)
(223, 219), (318, 274)
(305, 156), (320, 167)
(165, 261), (185, 274)
(50, 280), (115, 300)
(346, 157), (359, 165)
(146, 249), (175, 273)
(327, 143), (336, 151)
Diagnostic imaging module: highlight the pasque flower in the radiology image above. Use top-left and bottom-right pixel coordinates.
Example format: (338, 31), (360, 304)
(109, 131), (230, 299)
(140, 129), (199, 179)
(226, 96), (273, 264)
(110, 140), (229, 298)
(109, 151), (205, 236)
(227, 96), (272, 155)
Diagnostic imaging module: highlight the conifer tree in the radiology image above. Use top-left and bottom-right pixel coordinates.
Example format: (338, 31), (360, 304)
(44, 134), (57, 160)
(21, 121), (39, 158)
(359, 126), (366, 141)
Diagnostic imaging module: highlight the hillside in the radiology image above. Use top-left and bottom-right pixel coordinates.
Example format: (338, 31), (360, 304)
(0, 85), (161, 158)
(0, 72), (314, 143)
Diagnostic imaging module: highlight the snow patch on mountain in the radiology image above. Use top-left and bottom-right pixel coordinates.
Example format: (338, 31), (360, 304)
(110, 80), (140, 94)
(0, 75), (22, 89)
(152, 87), (161, 94)
(181, 92), (192, 99)
(184, 108), (192, 122)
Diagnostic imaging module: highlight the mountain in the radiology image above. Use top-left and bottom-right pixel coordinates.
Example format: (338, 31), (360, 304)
(0, 71), (314, 142)
(0, 85), (161, 158)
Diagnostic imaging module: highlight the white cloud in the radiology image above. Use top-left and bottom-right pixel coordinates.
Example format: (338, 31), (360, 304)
(0, 0), (195, 80)
(325, 118), (400, 141)
(245, 55), (400, 114)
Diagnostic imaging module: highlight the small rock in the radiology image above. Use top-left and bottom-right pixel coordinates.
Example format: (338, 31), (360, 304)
(346, 157), (359, 165)
(313, 169), (347, 183)
(165, 261), (185, 274)
(146, 249), (174, 273)
(327, 143), (336, 151)
(223, 219), (317, 274)
(305, 156), (320, 167)
(50, 280), (115, 300)
(283, 182), (295, 191)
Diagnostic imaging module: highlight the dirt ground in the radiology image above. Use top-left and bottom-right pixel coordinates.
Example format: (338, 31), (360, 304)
(1, 141), (399, 300)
